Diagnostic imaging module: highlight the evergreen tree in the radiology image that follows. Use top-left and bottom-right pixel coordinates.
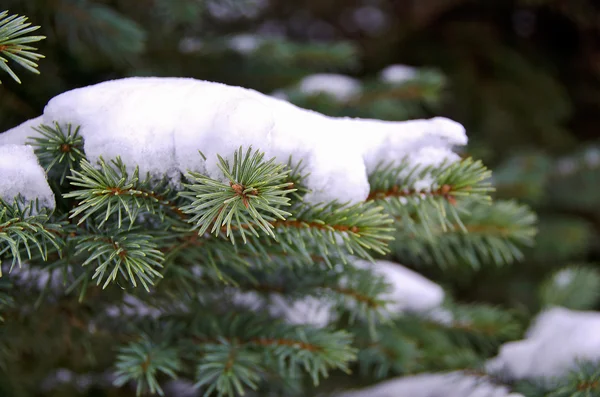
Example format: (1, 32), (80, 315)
(1, 2), (599, 396)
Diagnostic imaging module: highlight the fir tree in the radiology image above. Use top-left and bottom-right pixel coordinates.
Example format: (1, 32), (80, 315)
(1, 2), (599, 397)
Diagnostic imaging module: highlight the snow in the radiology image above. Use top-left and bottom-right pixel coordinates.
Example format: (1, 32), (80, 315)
(229, 259), (444, 327)
(553, 269), (575, 288)
(105, 294), (161, 318)
(353, 259), (445, 313)
(297, 73), (361, 102)
(335, 372), (523, 397)
(269, 295), (333, 327)
(487, 307), (600, 380)
(0, 77), (466, 205)
(0, 144), (55, 210)
(228, 34), (263, 54)
(380, 64), (418, 84)
(268, 260), (444, 327)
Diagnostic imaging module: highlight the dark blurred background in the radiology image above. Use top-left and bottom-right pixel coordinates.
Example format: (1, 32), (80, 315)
(2, 0), (600, 319)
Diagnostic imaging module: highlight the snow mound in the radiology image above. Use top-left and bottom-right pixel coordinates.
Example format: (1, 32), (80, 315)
(487, 307), (600, 380)
(0, 144), (54, 210)
(353, 259), (445, 313)
(0, 77), (466, 204)
(267, 260), (444, 327)
(297, 73), (361, 101)
(336, 372), (523, 397)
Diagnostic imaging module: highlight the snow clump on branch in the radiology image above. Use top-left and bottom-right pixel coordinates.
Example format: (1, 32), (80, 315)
(0, 77), (467, 206)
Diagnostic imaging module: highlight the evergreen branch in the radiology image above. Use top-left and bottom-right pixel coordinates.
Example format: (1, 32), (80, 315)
(368, 158), (493, 238)
(0, 280), (14, 322)
(180, 147), (295, 244)
(114, 336), (181, 396)
(253, 39), (359, 70)
(0, 197), (63, 274)
(75, 228), (164, 291)
(285, 157), (310, 202)
(393, 200), (536, 268)
(188, 312), (356, 396)
(160, 231), (258, 287)
(65, 157), (183, 228)
(194, 343), (262, 397)
(0, 10), (45, 84)
(539, 266), (600, 310)
(225, 262), (393, 329)
(427, 304), (522, 352)
(28, 122), (86, 184)
(54, 1), (146, 62)
(271, 201), (394, 264)
(514, 361), (600, 397)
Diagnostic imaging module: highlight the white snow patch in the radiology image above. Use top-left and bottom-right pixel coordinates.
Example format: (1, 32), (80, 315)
(228, 34), (263, 54)
(353, 259), (445, 313)
(553, 269), (575, 288)
(380, 64), (418, 84)
(273, 260), (445, 327)
(0, 77), (467, 205)
(0, 144), (55, 210)
(487, 307), (600, 380)
(297, 73), (362, 102)
(269, 295), (334, 327)
(335, 372), (523, 397)
(105, 294), (161, 318)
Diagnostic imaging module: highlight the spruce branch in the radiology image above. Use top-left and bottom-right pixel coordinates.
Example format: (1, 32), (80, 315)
(513, 361), (600, 397)
(393, 200), (536, 268)
(368, 158), (493, 238)
(180, 147), (295, 244)
(428, 304), (522, 352)
(114, 336), (181, 396)
(539, 266), (600, 310)
(0, 197), (63, 275)
(54, 1), (146, 62)
(187, 312), (357, 396)
(271, 201), (394, 264)
(0, 10), (45, 84)
(0, 280), (14, 322)
(75, 227), (164, 291)
(28, 122), (86, 184)
(194, 343), (262, 396)
(65, 157), (182, 228)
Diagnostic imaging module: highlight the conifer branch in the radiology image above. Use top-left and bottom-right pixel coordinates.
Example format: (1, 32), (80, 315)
(368, 158), (493, 238)
(28, 123), (86, 184)
(114, 336), (181, 396)
(0, 10), (45, 84)
(65, 157), (182, 228)
(189, 313), (357, 394)
(75, 227), (164, 291)
(268, 202), (394, 264)
(0, 197), (63, 275)
(180, 147), (295, 244)
(393, 200), (536, 268)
